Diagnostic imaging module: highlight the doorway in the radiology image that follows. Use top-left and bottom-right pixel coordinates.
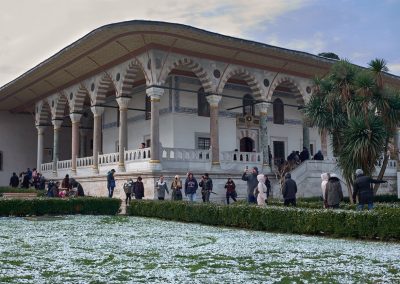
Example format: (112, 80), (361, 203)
(240, 137), (254, 152)
(273, 141), (285, 167)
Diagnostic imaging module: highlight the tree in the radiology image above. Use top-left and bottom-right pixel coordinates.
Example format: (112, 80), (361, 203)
(304, 59), (400, 200)
(318, 52), (340, 60)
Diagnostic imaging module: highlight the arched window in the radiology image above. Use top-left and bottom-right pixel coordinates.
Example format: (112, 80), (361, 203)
(243, 94), (254, 116)
(145, 95), (151, 120)
(273, 98), (284, 124)
(198, 87), (210, 117)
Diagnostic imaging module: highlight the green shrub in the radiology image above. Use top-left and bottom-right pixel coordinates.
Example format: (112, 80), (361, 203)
(127, 201), (400, 241)
(0, 197), (121, 216)
(0, 187), (39, 195)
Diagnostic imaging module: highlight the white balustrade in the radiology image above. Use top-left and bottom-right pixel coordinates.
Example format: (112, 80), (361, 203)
(57, 159), (72, 170)
(125, 148), (151, 162)
(98, 152), (120, 165)
(77, 156), (94, 168)
(162, 147), (210, 161)
(41, 162), (53, 172)
(220, 151), (262, 163)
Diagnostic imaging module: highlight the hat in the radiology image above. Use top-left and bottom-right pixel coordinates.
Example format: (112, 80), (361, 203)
(111, 169), (115, 172)
(285, 172), (291, 179)
(355, 169), (363, 176)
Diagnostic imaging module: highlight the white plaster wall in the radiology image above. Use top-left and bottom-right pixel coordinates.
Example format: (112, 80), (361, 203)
(0, 112), (36, 186)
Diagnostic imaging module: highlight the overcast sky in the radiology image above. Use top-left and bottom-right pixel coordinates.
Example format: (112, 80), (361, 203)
(1, 0), (399, 87)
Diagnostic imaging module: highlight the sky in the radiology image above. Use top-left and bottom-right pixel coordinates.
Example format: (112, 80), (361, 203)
(0, 0), (399, 87)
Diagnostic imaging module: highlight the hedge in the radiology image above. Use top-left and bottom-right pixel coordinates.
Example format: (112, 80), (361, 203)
(0, 197), (121, 216)
(0, 187), (39, 194)
(127, 201), (400, 241)
(297, 194), (399, 203)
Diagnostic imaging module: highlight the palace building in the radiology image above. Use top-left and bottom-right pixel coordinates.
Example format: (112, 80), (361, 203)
(1, 20), (399, 198)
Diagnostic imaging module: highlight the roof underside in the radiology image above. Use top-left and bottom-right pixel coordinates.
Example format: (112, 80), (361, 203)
(1, 20), (399, 113)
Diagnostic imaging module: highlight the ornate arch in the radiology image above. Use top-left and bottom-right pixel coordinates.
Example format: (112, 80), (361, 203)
(120, 59), (148, 97)
(159, 57), (213, 93)
(36, 100), (51, 125)
(96, 72), (117, 104)
(217, 67), (263, 98)
(268, 76), (304, 105)
(52, 93), (70, 119)
(69, 84), (91, 113)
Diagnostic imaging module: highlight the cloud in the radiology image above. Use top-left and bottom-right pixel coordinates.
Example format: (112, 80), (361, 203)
(265, 32), (327, 54)
(387, 63), (400, 76)
(0, 0), (309, 86)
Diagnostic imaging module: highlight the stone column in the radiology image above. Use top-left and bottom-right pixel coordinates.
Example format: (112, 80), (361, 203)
(70, 113), (81, 173)
(258, 102), (271, 166)
(91, 106), (104, 174)
(303, 124), (310, 150)
(206, 95), (222, 165)
(52, 119), (63, 175)
(116, 96), (131, 172)
(146, 87), (164, 165)
(79, 129), (87, 158)
(36, 126), (46, 172)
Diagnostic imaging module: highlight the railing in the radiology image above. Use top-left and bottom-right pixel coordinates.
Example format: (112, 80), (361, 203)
(220, 151), (262, 163)
(77, 156), (94, 167)
(57, 159), (72, 170)
(98, 152), (119, 165)
(377, 159), (397, 168)
(125, 148), (151, 162)
(162, 147), (211, 161)
(41, 162), (53, 172)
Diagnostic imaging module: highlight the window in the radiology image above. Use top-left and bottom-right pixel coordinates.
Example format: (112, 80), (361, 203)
(146, 139), (151, 148)
(0, 151), (3, 171)
(273, 98), (284, 124)
(243, 94), (254, 116)
(145, 95), (151, 120)
(197, 88), (210, 117)
(197, 137), (211, 150)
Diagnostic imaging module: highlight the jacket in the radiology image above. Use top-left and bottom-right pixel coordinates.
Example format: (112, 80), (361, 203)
(107, 172), (115, 188)
(282, 177), (297, 199)
(325, 177), (343, 206)
(225, 181), (236, 193)
(199, 178), (213, 191)
(242, 172), (258, 196)
(135, 181), (144, 198)
(185, 178), (198, 194)
(156, 181), (169, 198)
(353, 175), (385, 204)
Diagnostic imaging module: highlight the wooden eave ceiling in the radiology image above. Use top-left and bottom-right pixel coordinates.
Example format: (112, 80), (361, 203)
(0, 21), (398, 113)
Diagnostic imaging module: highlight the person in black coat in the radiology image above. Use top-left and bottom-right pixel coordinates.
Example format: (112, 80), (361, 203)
(352, 169), (386, 210)
(313, 150), (324, 161)
(135, 176), (145, 199)
(282, 172), (297, 206)
(9, 172), (19, 188)
(264, 175), (272, 199)
(299, 147), (310, 162)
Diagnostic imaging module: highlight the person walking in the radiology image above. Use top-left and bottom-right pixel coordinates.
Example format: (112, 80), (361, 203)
(254, 174), (267, 206)
(241, 167), (258, 203)
(184, 172), (198, 202)
(224, 178), (237, 204)
(123, 179), (135, 205)
(171, 175), (183, 201)
(264, 175), (272, 200)
(9, 172), (19, 188)
(353, 169), (386, 210)
(135, 176), (145, 200)
(107, 169), (116, 198)
(324, 173), (343, 209)
(199, 173), (213, 202)
(156, 175), (169, 200)
(321, 173), (330, 208)
(282, 172), (297, 206)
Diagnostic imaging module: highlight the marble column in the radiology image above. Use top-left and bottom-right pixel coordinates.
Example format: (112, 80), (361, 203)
(36, 126), (46, 172)
(206, 95), (222, 165)
(146, 87), (164, 165)
(116, 96), (131, 172)
(79, 129), (87, 158)
(70, 113), (81, 173)
(303, 124), (310, 150)
(258, 102), (271, 166)
(52, 119), (63, 175)
(91, 106), (104, 174)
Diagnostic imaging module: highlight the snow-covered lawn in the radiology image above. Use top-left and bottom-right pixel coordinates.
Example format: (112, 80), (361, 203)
(0, 215), (399, 283)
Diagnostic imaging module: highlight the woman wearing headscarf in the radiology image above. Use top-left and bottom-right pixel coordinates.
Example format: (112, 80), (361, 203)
(171, 175), (183, 201)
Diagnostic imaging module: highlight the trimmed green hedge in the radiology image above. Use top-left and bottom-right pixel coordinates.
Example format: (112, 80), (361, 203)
(0, 187), (39, 194)
(127, 201), (400, 241)
(0, 197), (121, 216)
(297, 194), (399, 203)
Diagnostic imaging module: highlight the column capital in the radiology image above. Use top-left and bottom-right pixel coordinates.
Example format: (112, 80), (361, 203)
(69, 113), (82, 123)
(206, 95), (222, 107)
(52, 119), (63, 130)
(91, 106), (104, 117)
(116, 96), (131, 110)
(36, 125), (46, 134)
(146, 87), (164, 101)
(257, 102), (272, 115)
